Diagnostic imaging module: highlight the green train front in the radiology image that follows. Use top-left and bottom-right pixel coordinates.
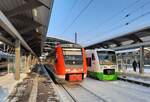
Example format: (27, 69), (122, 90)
(86, 49), (117, 81)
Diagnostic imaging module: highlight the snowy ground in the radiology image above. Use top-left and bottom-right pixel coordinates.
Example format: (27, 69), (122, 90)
(119, 68), (150, 85)
(80, 78), (150, 102)
(0, 73), (26, 102)
(122, 76), (150, 84)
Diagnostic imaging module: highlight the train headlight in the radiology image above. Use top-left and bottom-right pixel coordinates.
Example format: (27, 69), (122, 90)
(80, 69), (84, 71)
(66, 69), (71, 72)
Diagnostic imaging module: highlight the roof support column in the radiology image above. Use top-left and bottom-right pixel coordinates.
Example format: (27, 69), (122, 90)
(28, 54), (32, 72)
(26, 54), (31, 73)
(24, 54), (28, 73)
(15, 39), (20, 80)
(139, 46), (144, 74)
(32, 56), (36, 65)
(7, 54), (11, 74)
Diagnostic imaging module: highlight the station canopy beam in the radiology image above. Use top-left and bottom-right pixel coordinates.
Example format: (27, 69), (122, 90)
(0, 33), (13, 46)
(12, 15), (42, 34)
(43, 37), (74, 53)
(85, 26), (150, 49)
(5, 0), (43, 18)
(109, 40), (122, 46)
(112, 41), (150, 51)
(127, 34), (143, 43)
(0, 10), (35, 55)
(0, 0), (53, 56)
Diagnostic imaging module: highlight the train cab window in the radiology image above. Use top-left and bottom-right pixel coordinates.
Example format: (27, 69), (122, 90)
(92, 53), (95, 60)
(63, 48), (83, 65)
(86, 58), (91, 66)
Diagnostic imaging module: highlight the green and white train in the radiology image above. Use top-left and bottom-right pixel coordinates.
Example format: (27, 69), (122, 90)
(86, 49), (117, 81)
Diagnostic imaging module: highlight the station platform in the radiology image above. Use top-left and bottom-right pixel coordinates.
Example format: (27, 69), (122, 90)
(0, 65), (149, 102)
(0, 73), (26, 102)
(118, 71), (150, 86)
(0, 64), (60, 102)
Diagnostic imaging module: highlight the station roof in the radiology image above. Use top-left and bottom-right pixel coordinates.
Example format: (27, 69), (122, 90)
(0, 0), (53, 56)
(43, 36), (74, 52)
(46, 36), (73, 44)
(85, 26), (150, 50)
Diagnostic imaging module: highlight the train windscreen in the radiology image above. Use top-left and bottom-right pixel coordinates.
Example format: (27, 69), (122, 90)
(97, 51), (116, 65)
(63, 48), (83, 65)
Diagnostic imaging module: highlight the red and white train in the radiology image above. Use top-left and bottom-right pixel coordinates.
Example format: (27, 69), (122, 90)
(48, 43), (87, 82)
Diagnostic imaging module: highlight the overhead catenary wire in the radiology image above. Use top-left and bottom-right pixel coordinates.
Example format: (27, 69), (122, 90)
(81, 10), (150, 45)
(127, 10), (150, 25)
(125, 0), (150, 17)
(61, 0), (79, 26)
(61, 0), (94, 35)
(85, 0), (142, 34)
(81, 0), (150, 44)
(81, 24), (125, 44)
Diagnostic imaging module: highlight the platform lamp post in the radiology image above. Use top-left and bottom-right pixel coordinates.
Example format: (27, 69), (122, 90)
(75, 32), (77, 44)
(139, 46), (144, 74)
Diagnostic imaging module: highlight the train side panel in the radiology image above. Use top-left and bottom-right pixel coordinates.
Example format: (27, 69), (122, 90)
(55, 46), (66, 79)
(82, 48), (87, 78)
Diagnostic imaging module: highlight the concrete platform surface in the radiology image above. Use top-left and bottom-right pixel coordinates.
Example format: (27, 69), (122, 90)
(0, 73), (27, 102)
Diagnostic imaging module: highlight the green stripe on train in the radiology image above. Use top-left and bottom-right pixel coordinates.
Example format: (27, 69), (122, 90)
(88, 71), (117, 81)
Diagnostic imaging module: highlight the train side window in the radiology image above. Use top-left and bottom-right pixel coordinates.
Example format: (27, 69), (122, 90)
(92, 53), (95, 60)
(86, 57), (91, 66)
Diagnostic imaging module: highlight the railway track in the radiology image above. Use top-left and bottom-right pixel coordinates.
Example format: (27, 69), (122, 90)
(44, 65), (150, 102)
(44, 65), (107, 102)
(59, 83), (107, 102)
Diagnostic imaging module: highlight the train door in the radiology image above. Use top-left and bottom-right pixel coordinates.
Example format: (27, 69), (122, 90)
(86, 57), (92, 71)
(91, 53), (96, 72)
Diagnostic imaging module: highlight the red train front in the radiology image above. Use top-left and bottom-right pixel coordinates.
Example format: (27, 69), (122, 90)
(54, 43), (87, 82)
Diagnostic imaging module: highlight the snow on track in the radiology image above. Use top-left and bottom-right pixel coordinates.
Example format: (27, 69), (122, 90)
(80, 78), (150, 102)
(62, 83), (106, 102)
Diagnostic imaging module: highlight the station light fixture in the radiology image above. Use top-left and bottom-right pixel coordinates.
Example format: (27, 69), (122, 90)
(33, 9), (38, 17)
(36, 28), (39, 32)
(0, 41), (3, 45)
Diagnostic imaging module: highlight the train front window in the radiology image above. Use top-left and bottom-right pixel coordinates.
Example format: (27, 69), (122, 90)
(63, 48), (83, 65)
(97, 51), (116, 65)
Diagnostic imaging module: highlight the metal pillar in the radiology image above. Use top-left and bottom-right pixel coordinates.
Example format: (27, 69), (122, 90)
(24, 54), (27, 73)
(26, 54), (31, 73)
(33, 56), (36, 65)
(7, 56), (10, 73)
(139, 46), (144, 74)
(28, 54), (31, 71)
(75, 32), (77, 44)
(15, 39), (20, 80)
(31, 56), (34, 65)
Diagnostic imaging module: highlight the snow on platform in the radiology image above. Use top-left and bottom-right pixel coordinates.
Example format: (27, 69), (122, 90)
(0, 73), (26, 102)
(119, 70), (150, 85)
(80, 78), (150, 102)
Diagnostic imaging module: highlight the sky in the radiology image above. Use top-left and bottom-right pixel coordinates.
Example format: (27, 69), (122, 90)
(47, 0), (150, 46)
